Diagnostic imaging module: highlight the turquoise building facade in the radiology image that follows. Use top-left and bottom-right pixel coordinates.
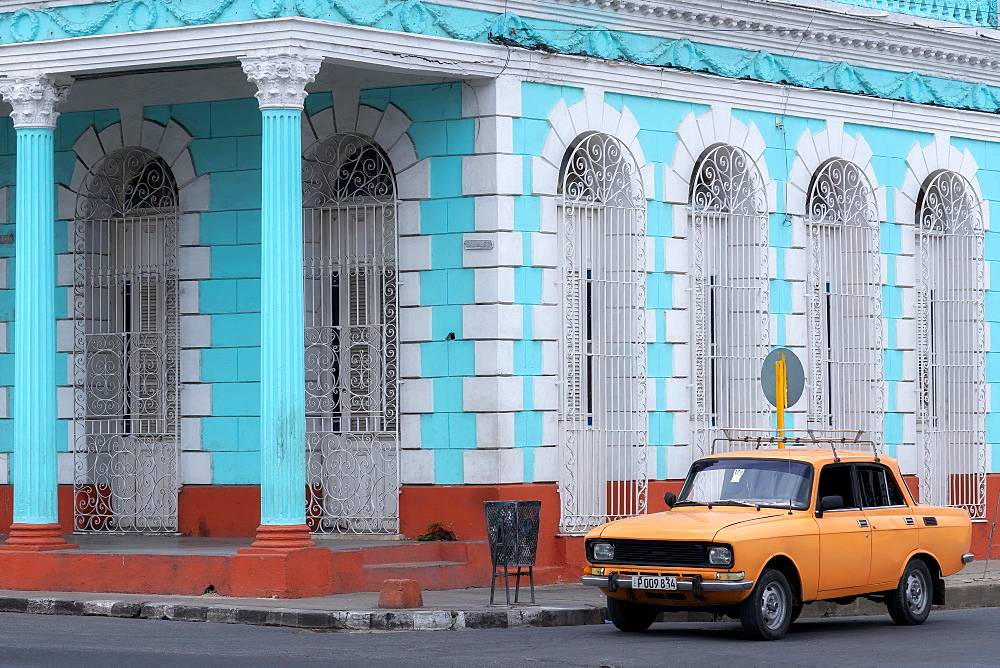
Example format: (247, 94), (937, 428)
(0, 0), (996, 548)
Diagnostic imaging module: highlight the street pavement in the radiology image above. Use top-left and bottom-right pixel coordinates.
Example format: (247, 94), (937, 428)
(0, 561), (996, 632)
(2, 607), (1000, 666)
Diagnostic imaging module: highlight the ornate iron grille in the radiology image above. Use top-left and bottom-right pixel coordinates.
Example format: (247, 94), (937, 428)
(690, 144), (770, 456)
(303, 133), (399, 534)
(805, 159), (883, 444)
(558, 132), (648, 534)
(916, 170), (986, 519)
(73, 148), (180, 532)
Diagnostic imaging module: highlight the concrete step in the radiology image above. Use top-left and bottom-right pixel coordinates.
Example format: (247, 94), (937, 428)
(356, 540), (485, 566)
(363, 560), (468, 571)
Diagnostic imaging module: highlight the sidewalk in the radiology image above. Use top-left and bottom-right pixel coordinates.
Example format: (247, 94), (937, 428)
(0, 563), (997, 632)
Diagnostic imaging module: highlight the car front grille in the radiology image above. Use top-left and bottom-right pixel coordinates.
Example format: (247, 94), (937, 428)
(591, 539), (710, 567)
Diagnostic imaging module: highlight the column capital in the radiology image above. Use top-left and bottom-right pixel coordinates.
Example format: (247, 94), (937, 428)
(0, 75), (71, 129)
(240, 51), (322, 111)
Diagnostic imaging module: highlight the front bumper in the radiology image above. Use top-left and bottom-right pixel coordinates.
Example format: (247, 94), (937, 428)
(962, 553), (975, 564)
(581, 574), (754, 592)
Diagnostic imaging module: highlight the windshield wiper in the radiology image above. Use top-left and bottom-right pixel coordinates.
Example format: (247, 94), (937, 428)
(673, 500), (710, 507)
(715, 499), (761, 510)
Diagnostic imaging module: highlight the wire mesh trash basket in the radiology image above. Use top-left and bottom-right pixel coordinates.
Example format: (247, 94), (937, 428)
(483, 500), (541, 605)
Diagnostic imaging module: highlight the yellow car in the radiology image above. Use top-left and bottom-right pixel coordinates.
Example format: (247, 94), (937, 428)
(581, 447), (973, 640)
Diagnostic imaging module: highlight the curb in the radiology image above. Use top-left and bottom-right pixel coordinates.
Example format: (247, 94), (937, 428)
(0, 596), (605, 631)
(0, 580), (994, 632)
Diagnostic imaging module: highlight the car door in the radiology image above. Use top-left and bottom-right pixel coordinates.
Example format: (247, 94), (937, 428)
(859, 463), (916, 587)
(815, 463), (872, 592)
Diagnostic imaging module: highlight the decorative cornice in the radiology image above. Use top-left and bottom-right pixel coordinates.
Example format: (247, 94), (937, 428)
(535, 0), (1000, 70)
(0, 75), (71, 129)
(488, 13), (1000, 112)
(551, 0), (994, 28)
(2, 0), (1000, 117)
(240, 52), (321, 110)
(3, 0), (1000, 76)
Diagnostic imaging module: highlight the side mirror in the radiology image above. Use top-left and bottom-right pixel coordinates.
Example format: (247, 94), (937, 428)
(663, 492), (677, 509)
(815, 495), (844, 518)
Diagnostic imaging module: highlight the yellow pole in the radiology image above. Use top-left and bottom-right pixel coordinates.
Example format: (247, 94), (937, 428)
(776, 353), (787, 449)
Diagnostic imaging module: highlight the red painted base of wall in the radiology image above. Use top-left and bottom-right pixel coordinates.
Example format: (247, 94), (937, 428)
(178, 486), (261, 537)
(0, 536), (584, 598)
(0, 483), (587, 597)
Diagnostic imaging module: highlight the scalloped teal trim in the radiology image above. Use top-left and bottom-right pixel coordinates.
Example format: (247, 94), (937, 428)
(2, 0), (1000, 114)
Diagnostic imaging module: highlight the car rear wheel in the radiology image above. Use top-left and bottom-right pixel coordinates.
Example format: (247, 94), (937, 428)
(607, 596), (658, 632)
(738, 568), (792, 640)
(886, 559), (932, 625)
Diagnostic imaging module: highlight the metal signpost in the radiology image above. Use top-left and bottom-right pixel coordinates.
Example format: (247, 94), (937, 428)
(760, 348), (805, 448)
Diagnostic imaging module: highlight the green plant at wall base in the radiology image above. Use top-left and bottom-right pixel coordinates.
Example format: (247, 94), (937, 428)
(417, 521), (457, 541)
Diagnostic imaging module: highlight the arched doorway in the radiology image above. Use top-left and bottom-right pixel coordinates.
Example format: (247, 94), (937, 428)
(302, 133), (400, 534)
(73, 147), (180, 532)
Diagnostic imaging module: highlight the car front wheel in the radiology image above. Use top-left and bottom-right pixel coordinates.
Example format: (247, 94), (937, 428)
(607, 596), (658, 632)
(738, 568), (792, 640)
(886, 559), (932, 625)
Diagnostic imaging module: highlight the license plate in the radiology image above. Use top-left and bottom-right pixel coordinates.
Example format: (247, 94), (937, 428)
(633, 575), (677, 591)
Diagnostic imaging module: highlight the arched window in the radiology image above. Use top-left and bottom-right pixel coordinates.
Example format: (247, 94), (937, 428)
(916, 170), (986, 519)
(302, 133), (399, 534)
(689, 144), (769, 454)
(558, 132), (647, 533)
(805, 158), (882, 440)
(73, 147), (180, 532)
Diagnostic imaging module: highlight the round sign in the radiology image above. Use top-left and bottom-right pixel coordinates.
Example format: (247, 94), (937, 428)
(761, 347), (805, 409)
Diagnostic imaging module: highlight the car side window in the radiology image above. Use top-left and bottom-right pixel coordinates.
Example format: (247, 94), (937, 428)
(817, 464), (858, 509)
(857, 464), (905, 508)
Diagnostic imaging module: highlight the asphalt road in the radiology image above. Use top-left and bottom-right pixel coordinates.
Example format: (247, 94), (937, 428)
(1, 607), (999, 666)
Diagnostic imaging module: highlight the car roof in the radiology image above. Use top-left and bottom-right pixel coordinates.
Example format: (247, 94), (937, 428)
(701, 448), (890, 466)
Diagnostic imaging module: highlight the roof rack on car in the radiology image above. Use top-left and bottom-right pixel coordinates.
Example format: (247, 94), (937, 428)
(711, 428), (880, 464)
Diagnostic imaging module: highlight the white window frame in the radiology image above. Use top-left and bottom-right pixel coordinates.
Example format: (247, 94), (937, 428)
(916, 169), (987, 519)
(805, 158), (883, 442)
(558, 131), (648, 534)
(689, 143), (770, 456)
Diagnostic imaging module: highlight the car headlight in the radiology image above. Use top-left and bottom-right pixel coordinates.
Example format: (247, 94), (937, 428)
(591, 542), (614, 561)
(708, 546), (733, 567)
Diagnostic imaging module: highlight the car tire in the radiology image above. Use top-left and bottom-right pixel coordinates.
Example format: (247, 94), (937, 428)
(738, 568), (792, 640)
(886, 559), (933, 626)
(607, 596), (658, 632)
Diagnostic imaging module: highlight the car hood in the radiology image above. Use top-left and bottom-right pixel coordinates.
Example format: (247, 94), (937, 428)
(594, 507), (786, 541)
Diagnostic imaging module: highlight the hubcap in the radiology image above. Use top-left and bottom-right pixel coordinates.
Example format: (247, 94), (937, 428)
(905, 571), (928, 615)
(760, 582), (787, 630)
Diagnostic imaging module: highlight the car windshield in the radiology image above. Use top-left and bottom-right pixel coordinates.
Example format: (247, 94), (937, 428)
(677, 458), (814, 510)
